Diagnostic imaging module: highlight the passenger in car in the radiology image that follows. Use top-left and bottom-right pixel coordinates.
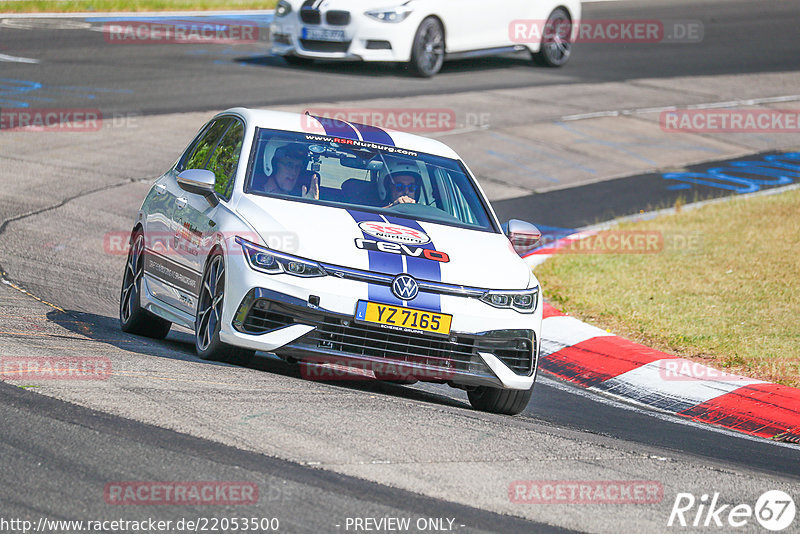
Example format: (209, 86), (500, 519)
(252, 143), (319, 199)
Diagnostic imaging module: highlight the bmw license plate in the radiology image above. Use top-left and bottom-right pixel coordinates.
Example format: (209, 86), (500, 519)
(301, 27), (346, 41)
(355, 301), (452, 336)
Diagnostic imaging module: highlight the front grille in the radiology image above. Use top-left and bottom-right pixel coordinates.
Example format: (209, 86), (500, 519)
(234, 292), (534, 378)
(299, 39), (351, 53)
(299, 9), (321, 24)
(325, 10), (350, 26)
(475, 334), (536, 375)
(242, 306), (295, 334)
(302, 317), (479, 373)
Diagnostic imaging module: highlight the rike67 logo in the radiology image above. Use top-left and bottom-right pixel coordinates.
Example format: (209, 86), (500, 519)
(668, 490), (796, 531)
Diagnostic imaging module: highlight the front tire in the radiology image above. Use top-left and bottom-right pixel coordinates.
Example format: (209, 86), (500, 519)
(119, 229), (172, 339)
(467, 386), (533, 415)
(408, 17), (445, 78)
(532, 8), (573, 67)
(195, 249), (254, 364)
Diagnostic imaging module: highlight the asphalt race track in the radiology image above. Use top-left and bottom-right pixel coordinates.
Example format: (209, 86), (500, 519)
(0, 0), (798, 114)
(1, 0), (800, 532)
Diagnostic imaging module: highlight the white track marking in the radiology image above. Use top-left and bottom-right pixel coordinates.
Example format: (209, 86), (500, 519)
(561, 94), (800, 121)
(596, 359), (764, 409)
(0, 53), (40, 63)
(540, 315), (614, 355)
(537, 375), (799, 449)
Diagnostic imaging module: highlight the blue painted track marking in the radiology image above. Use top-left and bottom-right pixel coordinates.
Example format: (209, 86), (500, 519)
(663, 152), (800, 194)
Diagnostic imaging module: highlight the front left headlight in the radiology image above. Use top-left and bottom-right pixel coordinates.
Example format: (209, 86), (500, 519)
(236, 237), (326, 278)
(276, 0), (292, 17)
(481, 287), (539, 314)
(365, 6), (414, 23)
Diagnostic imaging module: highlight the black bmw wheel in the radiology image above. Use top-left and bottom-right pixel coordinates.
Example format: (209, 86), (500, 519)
(408, 17), (445, 78)
(195, 250), (254, 363)
(467, 385), (533, 415)
(532, 8), (573, 67)
(119, 229), (171, 339)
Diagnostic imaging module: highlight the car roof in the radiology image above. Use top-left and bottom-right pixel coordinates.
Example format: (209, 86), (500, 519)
(220, 107), (462, 160)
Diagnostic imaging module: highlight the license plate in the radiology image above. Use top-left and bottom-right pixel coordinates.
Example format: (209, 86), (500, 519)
(301, 27), (346, 41)
(355, 301), (452, 336)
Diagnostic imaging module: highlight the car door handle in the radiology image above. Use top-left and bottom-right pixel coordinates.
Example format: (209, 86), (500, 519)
(155, 183), (167, 195)
(175, 197), (188, 210)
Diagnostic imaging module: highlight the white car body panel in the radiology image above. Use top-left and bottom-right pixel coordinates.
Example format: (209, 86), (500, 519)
(130, 108), (543, 394)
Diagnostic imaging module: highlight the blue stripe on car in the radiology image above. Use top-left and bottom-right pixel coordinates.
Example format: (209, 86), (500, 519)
(347, 209), (404, 307)
(311, 115), (360, 140)
(384, 216), (442, 312)
(351, 123), (395, 146)
(346, 210), (442, 312)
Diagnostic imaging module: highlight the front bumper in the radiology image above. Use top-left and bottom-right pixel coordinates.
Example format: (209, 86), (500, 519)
(221, 286), (539, 390)
(269, 9), (418, 62)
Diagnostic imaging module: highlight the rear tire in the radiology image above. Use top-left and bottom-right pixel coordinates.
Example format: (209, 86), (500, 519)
(467, 386), (533, 415)
(532, 8), (573, 67)
(119, 229), (172, 339)
(195, 249), (255, 364)
(408, 17), (444, 78)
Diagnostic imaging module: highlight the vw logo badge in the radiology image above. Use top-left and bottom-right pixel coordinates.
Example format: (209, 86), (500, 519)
(392, 274), (419, 301)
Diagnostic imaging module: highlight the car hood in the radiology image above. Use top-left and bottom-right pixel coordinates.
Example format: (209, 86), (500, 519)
(235, 195), (532, 290)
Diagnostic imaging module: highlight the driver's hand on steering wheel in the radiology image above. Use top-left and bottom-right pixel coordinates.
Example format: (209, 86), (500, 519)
(386, 195), (415, 208)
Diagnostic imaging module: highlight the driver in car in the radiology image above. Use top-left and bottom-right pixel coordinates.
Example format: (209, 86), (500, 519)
(256, 143), (319, 199)
(381, 160), (422, 208)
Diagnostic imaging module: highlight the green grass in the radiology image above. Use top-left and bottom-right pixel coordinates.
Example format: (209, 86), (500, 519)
(1, 0), (275, 13)
(537, 187), (800, 387)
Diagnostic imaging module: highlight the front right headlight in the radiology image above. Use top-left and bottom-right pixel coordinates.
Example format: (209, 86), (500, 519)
(365, 6), (414, 23)
(480, 287), (539, 314)
(276, 0), (292, 17)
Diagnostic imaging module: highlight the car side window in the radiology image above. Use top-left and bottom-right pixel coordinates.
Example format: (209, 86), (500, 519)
(207, 120), (244, 200)
(182, 118), (233, 171)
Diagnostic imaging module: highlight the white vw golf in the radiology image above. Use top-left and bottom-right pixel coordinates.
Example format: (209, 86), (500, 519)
(270, 0), (581, 77)
(120, 108), (543, 415)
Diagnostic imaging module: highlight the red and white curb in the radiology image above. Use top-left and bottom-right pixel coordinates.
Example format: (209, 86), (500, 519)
(526, 225), (800, 443)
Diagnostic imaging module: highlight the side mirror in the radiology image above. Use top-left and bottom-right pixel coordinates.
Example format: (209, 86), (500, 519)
(177, 169), (218, 203)
(502, 219), (542, 257)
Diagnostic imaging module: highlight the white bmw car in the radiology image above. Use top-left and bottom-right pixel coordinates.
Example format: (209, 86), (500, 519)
(120, 108), (543, 415)
(270, 0), (581, 77)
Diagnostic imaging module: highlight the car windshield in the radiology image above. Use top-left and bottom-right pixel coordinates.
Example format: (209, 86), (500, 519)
(245, 128), (496, 232)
